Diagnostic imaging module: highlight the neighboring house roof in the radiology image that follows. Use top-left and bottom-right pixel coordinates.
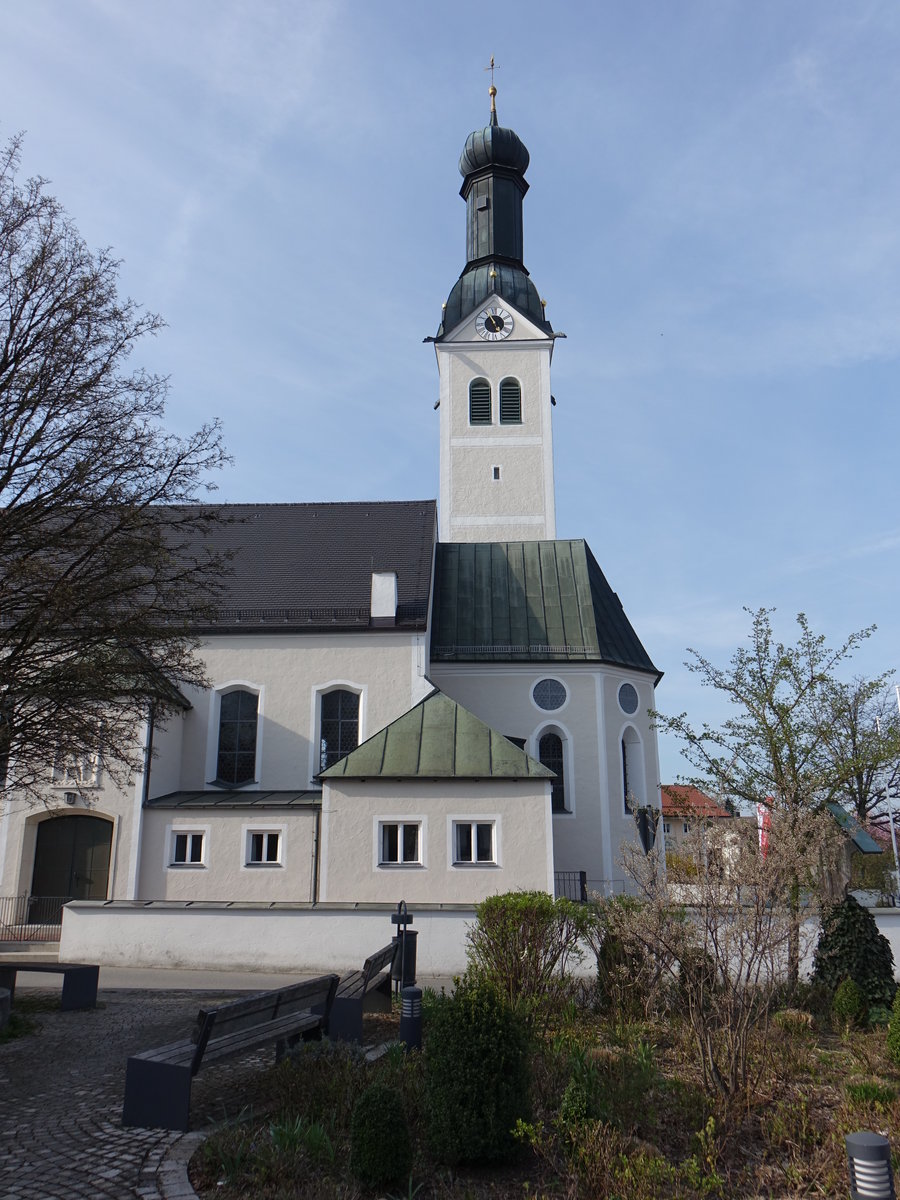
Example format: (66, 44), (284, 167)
(320, 688), (554, 780)
(188, 500), (437, 633)
(826, 802), (883, 854)
(661, 785), (731, 821)
(145, 790), (321, 809)
(430, 539), (660, 677)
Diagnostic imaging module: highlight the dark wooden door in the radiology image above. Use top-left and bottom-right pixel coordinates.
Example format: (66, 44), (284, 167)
(31, 814), (112, 900)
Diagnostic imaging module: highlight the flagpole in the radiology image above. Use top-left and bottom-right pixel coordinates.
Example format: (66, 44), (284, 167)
(888, 687), (900, 902)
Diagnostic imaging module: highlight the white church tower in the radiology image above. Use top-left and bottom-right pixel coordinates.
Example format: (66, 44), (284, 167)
(433, 85), (559, 543)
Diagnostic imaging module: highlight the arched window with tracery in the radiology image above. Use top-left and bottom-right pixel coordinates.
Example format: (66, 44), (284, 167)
(538, 731), (567, 813)
(320, 689), (360, 771)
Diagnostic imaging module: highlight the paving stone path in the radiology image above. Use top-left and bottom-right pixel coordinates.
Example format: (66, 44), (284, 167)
(0, 988), (280, 1200)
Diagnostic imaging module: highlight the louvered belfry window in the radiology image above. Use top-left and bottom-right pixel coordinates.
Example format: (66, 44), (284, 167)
(499, 378), (521, 424)
(469, 378), (491, 424)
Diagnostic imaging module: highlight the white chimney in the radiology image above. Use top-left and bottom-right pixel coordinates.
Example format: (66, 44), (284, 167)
(370, 571), (398, 626)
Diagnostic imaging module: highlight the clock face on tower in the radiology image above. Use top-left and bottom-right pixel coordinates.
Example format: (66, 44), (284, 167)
(475, 305), (513, 341)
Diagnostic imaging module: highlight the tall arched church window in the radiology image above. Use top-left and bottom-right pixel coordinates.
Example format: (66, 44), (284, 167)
(539, 731), (566, 813)
(621, 726), (646, 813)
(320, 689), (360, 771)
(469, 378), (492, 425)
(499, 377), (521, 424)
(216, 689), (259, 786)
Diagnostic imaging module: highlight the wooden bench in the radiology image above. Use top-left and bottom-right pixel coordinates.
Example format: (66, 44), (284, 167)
(329, 943), (397, 1043)
(121, 973), (338, 1131)
(0, 961), (99, 1011)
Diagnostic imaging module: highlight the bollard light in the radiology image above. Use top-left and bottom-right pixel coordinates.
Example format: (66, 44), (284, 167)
(846, 1132), (896, 1200)
(399, 985), (422, 1052)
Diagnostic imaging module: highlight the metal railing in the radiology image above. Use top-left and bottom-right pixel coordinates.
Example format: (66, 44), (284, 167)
(554, 873), (627, 902)
(0, 895), (70, 941)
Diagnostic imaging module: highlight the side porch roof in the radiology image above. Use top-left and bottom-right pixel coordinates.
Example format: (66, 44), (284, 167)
(320, 688), (553, 781)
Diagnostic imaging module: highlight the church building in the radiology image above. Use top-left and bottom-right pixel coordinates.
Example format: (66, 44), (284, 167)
(0, 88), (662, 958)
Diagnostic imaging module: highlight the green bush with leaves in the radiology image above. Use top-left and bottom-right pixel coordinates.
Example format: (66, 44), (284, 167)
(424, 976), (531, 1165)
(465, 890), (592, 1028)
(886, 988), (900, 1066)
(349, 1083), (412, 1188)
(832, 977), (867, 1030)
(812, 894), (896, 1008)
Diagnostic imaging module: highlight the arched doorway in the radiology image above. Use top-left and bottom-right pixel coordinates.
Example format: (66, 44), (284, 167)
(30, 814), (112, 901)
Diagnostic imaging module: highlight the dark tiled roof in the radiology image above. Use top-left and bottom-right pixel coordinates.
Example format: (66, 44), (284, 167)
(145, 790), (321, 809)
(192, 500), (436, 632)
(430, 540), (660, 678)
(321, 688), (553, 780)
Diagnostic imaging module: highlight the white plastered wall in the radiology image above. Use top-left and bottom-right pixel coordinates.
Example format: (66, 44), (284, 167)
(173, 630), (430, 794)
(431, 662), (660, 892)
(321, 777), (553, 904)
(137, 806), (318, 901)
(437, 301), (555, 543)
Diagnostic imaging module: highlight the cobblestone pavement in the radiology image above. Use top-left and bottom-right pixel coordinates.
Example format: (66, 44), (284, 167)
(0, 988), (281, 1200)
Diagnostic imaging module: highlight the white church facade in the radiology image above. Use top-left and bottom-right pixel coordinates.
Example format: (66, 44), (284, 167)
(0, 90), (662, 965)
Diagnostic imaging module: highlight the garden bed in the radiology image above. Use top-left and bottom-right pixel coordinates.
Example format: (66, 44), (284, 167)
(189, 994), (900, 1199)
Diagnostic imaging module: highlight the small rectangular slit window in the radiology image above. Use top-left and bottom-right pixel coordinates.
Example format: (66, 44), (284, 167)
(492, 466), (501, 480)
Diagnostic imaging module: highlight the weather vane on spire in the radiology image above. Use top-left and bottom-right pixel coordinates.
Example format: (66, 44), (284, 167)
(484, 55), (498, 117)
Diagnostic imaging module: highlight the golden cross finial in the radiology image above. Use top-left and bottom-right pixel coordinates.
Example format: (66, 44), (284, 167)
(484, 55), (498, 115)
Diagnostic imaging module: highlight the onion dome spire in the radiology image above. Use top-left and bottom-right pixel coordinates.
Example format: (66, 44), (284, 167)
(438, 80), (549, 337)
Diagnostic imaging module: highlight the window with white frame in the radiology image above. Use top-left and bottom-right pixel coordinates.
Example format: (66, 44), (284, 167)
(246, 830), (282, 866)
(170, 830), (205, 866)
(379, 821), (421, 865)
(452, 820), (496, 864)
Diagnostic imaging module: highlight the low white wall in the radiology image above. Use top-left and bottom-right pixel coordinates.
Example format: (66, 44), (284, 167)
(60, 900), (475, 977)
(872, 909), (900, 975)
(59, 901), (900, 984)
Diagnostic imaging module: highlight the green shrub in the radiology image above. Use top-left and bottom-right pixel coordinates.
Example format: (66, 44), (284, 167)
(424, 977), (531, 1165)
(886, 988), (900, 1066)
(832, 977), (867, 1030)
(349, 1083), (412, 1188)
(812, 894), (896, 1008)
(465, 890), (592, 1028)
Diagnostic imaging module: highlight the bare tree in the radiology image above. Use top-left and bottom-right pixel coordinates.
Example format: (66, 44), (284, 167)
(654, 607), (893, 983)
(0, 135), (229, 804)
(595, 809), (838, 1099)
(816, 677), (900, 828)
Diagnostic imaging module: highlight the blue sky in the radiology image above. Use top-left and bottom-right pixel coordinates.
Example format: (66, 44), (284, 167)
(2, 1), (899, 785)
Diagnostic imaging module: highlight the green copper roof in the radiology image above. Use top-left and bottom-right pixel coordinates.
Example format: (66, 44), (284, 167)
(431, 540), (661, 679)
(320, 689), (553, 780)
